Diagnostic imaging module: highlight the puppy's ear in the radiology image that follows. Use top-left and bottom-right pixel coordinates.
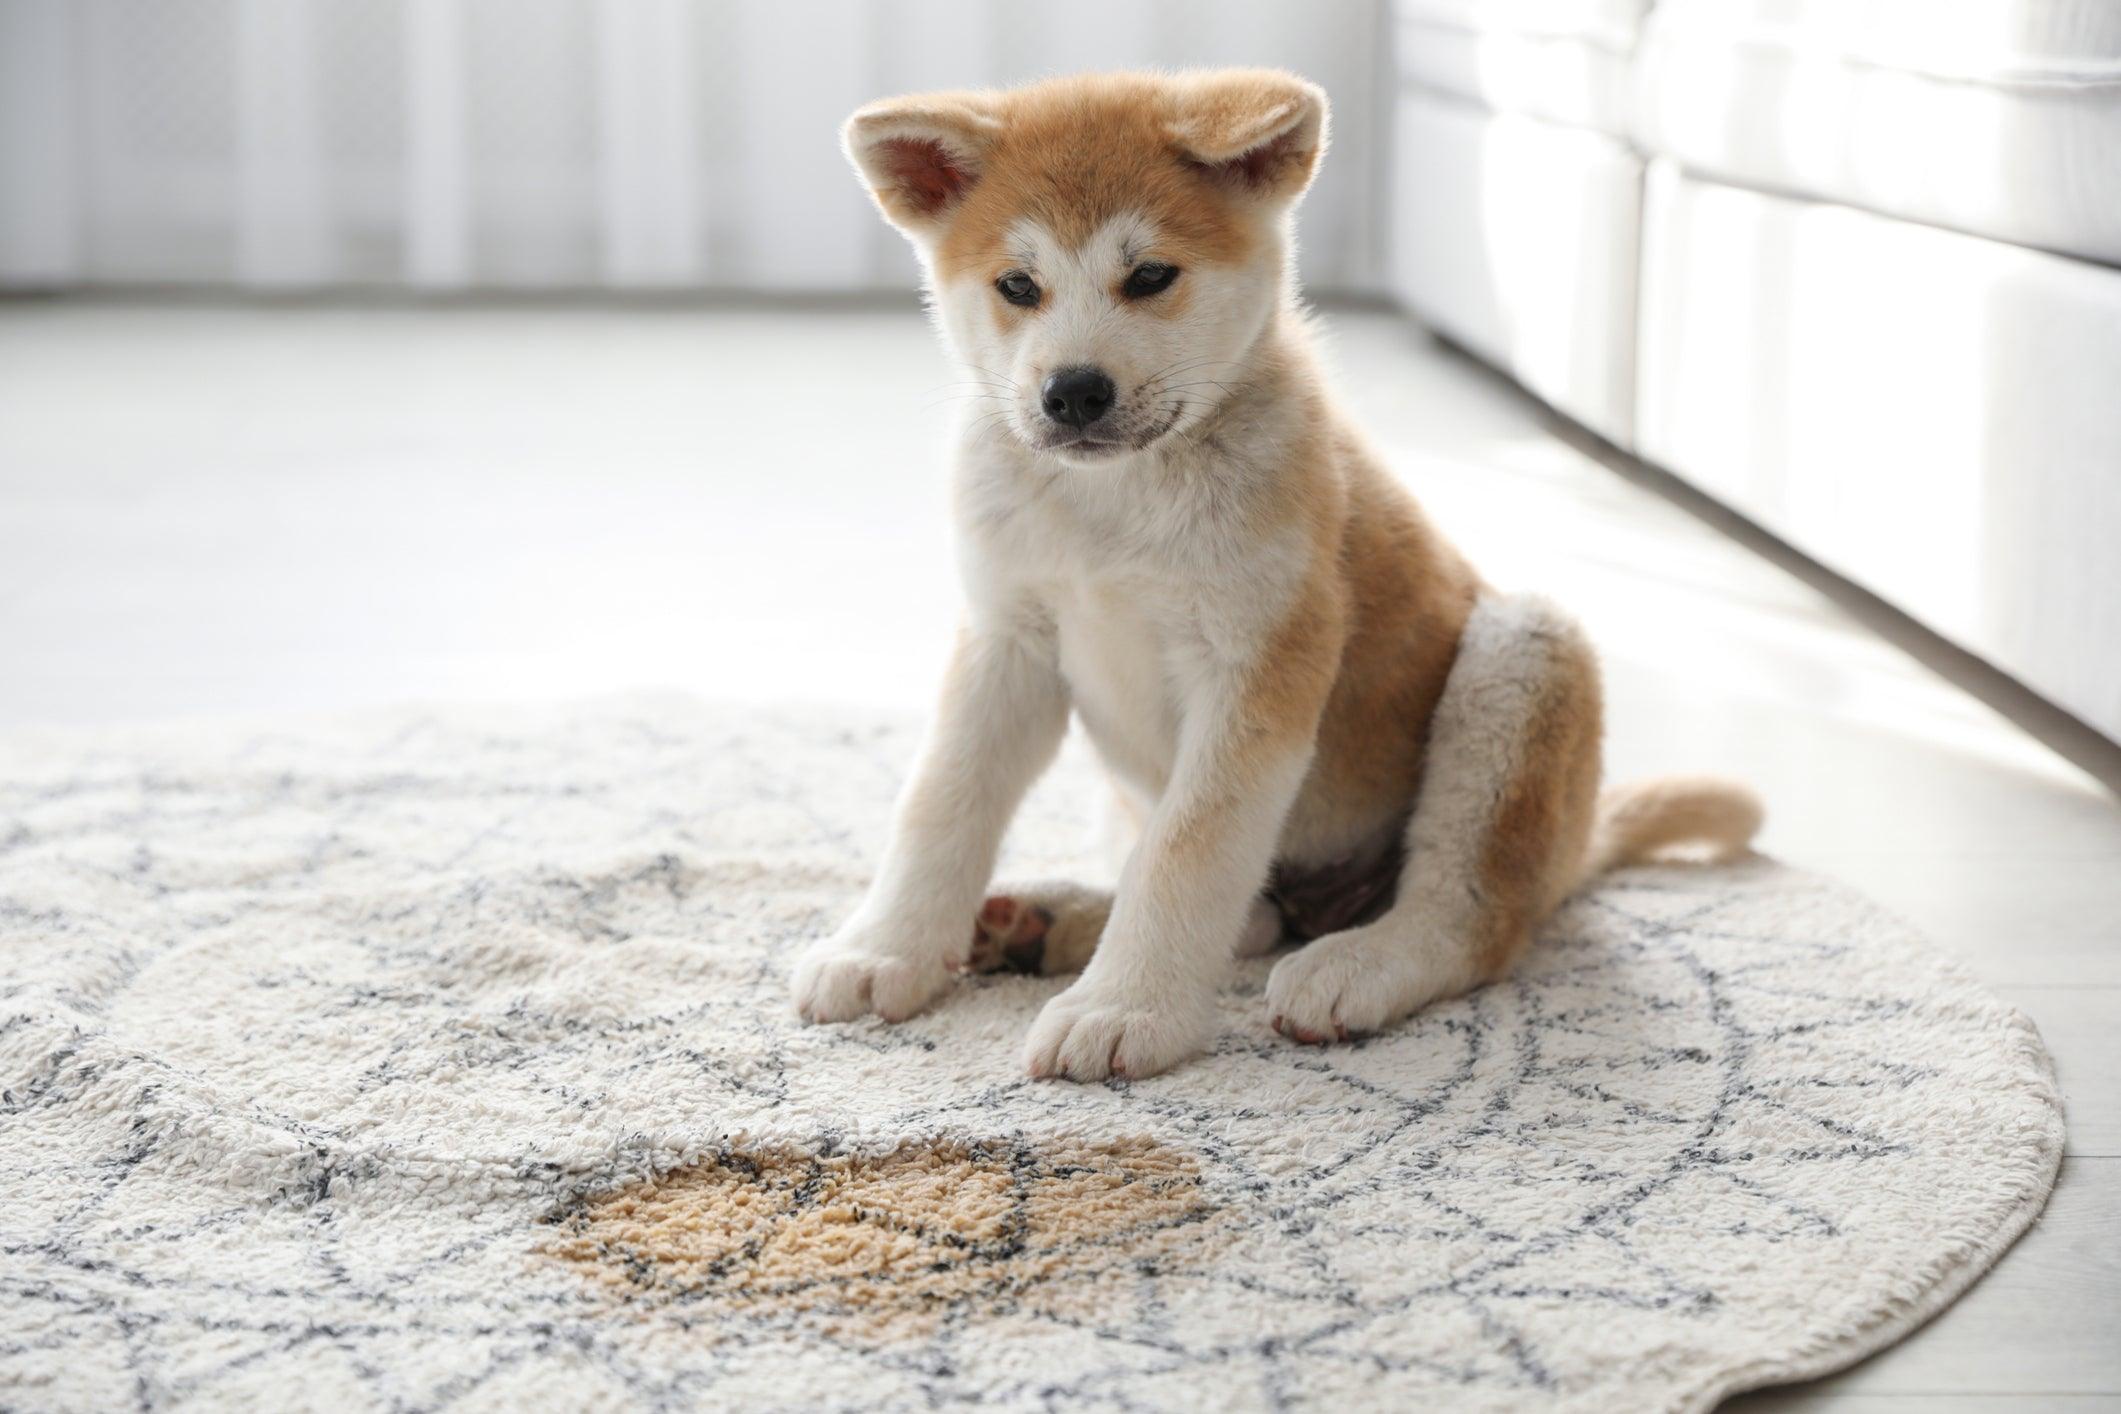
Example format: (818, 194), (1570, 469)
(843, 91), (1001, 235)
(1167, 70), (1329, 207)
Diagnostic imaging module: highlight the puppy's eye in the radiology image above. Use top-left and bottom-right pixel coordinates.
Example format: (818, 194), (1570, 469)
(1122, 262), (1180, 299)
(996, 272), (1041, 307)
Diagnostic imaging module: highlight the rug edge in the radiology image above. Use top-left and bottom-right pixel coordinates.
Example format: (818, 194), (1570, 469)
(1672, 1003), (2068, 1411)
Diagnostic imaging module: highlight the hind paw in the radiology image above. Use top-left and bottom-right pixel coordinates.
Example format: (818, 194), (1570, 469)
(965, 895), (1055, 975)
(960, 882), (1111, 977)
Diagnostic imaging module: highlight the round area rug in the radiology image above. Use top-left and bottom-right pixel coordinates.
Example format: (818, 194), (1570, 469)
(0, 700), (2062, 1412)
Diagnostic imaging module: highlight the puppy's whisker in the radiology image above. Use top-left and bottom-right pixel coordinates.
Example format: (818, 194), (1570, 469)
(925, 383), (1020, 399)
(1143, 356), (1246, 385)
(923, 390), (1013, 409)
(958, 362), (1022, 390)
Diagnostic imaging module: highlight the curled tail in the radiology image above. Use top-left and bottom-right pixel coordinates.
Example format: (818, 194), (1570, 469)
(1578, 775), (1764, 886)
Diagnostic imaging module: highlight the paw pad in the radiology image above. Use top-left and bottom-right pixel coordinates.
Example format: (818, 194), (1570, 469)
(966, 896), (1051, 975)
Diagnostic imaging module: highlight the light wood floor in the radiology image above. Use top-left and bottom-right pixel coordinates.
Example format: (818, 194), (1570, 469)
(1, 299), (2115, 1408)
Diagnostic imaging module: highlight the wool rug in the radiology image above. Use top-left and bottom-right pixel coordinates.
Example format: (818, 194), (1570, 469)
(0, 699), (2063, 1412)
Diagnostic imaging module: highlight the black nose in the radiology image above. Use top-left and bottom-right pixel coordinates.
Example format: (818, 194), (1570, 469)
(1041, 367), (1116, 428)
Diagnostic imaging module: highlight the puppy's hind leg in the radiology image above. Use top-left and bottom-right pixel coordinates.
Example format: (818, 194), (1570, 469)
(965, 882), (1113, 976)
(1266, 594), (1603, 1042)
(967, 883), (1282, 975)
(968, 771), (1283, 978)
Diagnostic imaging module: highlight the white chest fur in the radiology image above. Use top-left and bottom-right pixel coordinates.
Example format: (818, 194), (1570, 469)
(1050, 575), (1181, 807)
(959, 434), (1295, 791)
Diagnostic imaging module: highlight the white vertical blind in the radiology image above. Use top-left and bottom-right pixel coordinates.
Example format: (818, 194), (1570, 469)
(0, 0), (79, 283)
(0, 0), (1389, 291)
(724, 0), (874, 289)
(403, 0), (471, 288)
(234, 0), (328, 285)
(594, 0), (702, 286)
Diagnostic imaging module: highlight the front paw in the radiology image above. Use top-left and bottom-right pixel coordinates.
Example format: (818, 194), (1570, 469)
(1265, 926), (1450, 1044)
(1022, 976), (1212, 1082)
(791, 927), (955, 1024)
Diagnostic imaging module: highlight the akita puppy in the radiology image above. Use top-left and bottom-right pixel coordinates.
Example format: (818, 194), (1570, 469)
(793, 69), (1760, 1080)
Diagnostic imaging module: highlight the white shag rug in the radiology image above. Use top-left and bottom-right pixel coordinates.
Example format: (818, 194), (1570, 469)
(0, 699), (2063, 1412)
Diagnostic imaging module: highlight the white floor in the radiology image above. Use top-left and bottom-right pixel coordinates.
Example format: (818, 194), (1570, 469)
(1, 299), (2116, 1408)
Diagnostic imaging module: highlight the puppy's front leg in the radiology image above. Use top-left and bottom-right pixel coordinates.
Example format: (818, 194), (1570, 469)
(1024, 633), (1332, 1081)
(793, 621), (1067, 1022)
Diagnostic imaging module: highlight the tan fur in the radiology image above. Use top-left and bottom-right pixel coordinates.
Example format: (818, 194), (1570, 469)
(800, 69), (1763, 1079)
(845, 72), (1326, 289)
(1290, 434), (1482, 854)
(1470, 619), (1605, 981)
(1583, 776), (1766, 880)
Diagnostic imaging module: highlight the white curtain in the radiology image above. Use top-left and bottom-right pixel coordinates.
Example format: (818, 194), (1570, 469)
(0, 0), (1389, 293)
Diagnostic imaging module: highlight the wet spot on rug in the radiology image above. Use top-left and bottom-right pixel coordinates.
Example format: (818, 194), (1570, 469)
(540, 1135), (1229, 1337)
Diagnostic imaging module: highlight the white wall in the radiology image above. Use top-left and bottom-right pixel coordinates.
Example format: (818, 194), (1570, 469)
(0, 0), (1390, 293)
